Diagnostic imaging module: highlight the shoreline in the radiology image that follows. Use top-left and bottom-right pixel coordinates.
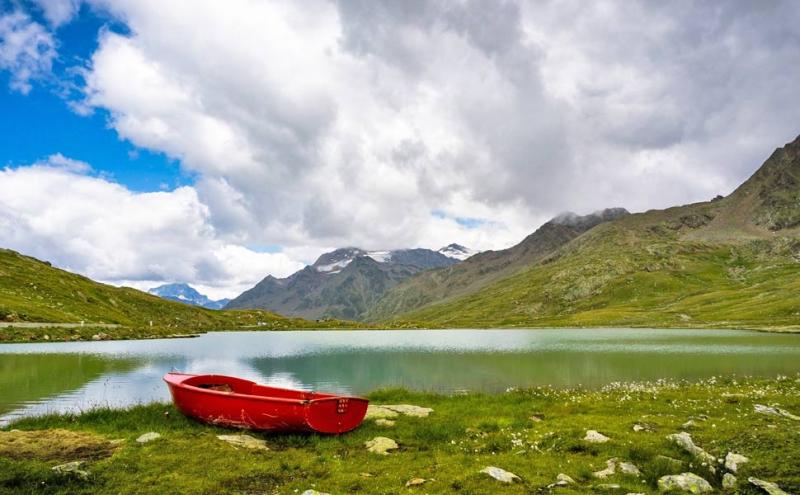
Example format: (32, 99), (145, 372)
(1, 322), (799, 344)
(2, 376), (798, 494)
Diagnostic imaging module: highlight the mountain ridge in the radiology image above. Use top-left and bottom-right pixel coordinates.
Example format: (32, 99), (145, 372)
(148, 283), (230, 310)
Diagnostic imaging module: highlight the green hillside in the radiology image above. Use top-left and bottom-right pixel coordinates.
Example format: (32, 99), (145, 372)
(0, 248), (353, 341)
(385, 136), (800, 330)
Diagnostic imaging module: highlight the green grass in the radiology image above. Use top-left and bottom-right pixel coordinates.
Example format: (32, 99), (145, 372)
(1, 377), (798, 494)
(391, 219), (800, 331)
(0, 248), (362, 342)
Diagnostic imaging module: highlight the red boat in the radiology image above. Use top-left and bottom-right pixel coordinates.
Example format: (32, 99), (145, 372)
(163, 372), (369, 434)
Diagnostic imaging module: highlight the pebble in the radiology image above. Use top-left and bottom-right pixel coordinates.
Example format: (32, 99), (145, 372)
(480, 466), (520, 483)
(584, 430), (611, 443)
(216, 434), (269, 450)
(136, 432), (161, 444)
(365, 436), (398, 455)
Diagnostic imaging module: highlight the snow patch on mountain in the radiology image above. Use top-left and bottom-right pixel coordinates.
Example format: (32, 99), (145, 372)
(148, 283), (230, 309)
(438, 243), (479, 261)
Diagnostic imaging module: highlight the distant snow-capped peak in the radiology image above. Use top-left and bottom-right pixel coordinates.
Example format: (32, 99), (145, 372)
(438, 243), (479, 261)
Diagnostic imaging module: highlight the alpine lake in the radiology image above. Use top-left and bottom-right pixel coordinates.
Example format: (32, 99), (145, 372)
(2, 328), (800, 424)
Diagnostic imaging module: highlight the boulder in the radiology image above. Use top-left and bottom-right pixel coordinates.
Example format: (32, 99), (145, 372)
(216, 434), (269, 450)
(136, 432), (161, 444)
(657, 473), (713, 493)
(480, 466), (520, 483)
(724, 452), (748, 473)
(584, 430), (611, 443)
(365, 436), (398, 455)
(748, 477), (792, 495)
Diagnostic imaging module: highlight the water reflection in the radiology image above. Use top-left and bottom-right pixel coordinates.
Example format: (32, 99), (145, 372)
(0, 329), (799, 422)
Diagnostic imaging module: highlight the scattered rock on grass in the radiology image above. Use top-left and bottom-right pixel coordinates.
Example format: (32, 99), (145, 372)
(480, 466), (520, 483)
(657, 473), (713, 493)
(557, 473), (576, 485)
(530, 415), (543, 422)
(216, 435), (269, 450)
(364, 404), (433, 420)
(594, 459), (617, 478)
(405, 478), (427, 487)
(301, 490), (330, 495)
(584, 430), (611, 443)
(595, 483), (621, 491)
(365, 436), (398, 455)
(375, 419), (395, 427)
(52, 460), (89, 479)
(754, 404), (800, 421)
(136, 432), (161, 444)
(722, 473), (737, 491)
(748, 477), (792, 495)
(724, 452), (748, 473)
(667, 432), (717, 469)
(619, 461), (640, 476)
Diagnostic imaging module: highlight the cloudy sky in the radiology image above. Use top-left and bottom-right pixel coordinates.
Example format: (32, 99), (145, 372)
(1, 0), (799, 299)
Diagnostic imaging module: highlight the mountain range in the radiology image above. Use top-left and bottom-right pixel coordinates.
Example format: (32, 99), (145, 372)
(1, 135), (799, 333)
(225, 246), (465, 320)
(148, 283), (230, 310)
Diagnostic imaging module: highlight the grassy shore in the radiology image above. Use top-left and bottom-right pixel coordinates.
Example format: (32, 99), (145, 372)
(1, 377), (799, 494)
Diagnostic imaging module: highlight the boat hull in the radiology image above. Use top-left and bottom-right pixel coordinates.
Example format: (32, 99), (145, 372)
(163, 373), (368, 434)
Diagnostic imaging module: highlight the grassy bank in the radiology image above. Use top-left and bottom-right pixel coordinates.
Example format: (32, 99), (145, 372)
(2, 377), (799, 494)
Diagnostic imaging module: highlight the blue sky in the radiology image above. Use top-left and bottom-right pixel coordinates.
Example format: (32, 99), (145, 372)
(0, 1), (185, 191)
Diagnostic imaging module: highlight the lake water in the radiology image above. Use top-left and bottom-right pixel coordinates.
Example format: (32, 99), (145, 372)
(1, 328), (800, 424)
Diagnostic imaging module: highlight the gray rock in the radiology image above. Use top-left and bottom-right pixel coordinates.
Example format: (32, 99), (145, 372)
(748, 477), (792, 495)
(724, 452), (748, 473)
(405, 478), (427, 487)
(619, 461), (640, 476)
(584, 430), (611, 443)
(754, 404), (800, 421)
(667, 432), (717, 470)
(365, 436), (398, 455)
(136, 432), (162, 443)
(657, 473), (713, 493)
(595, 483), (621, 491)
(52, 461), (89, 479)
(375, 418), (395, 427)
(557, 473), (576, 485)
(364, 404), (433, 420)
(216, 434), (269, 450)
(480, 466), (520, 483)
(594, 459), (617, 478)
(722, 473), (737, 491)
(301, 491), (330, 495)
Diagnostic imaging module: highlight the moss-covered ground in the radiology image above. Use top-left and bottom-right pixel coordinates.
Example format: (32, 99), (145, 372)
(1, 376), (798, 494)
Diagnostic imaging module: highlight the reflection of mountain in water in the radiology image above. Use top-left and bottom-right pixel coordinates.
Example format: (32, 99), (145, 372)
(249, 348), (800, 394)
(0, 353), (139, 416)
